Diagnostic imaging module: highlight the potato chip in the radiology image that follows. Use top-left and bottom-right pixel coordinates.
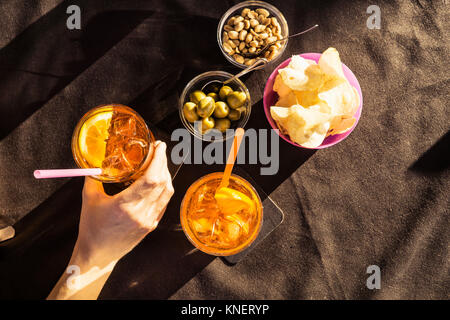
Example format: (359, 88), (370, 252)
(276, 91), (298, 108)
(278, 56), (323, 91)
(303, 64), (326, 91)
(293, 90), (321, 108)
(273, 74), (291, 97)
(308, 101), (332, 114)
(289, 54), (315, 71)
(318, 47), (346, 79)
(273, 74), (298, 107)
(271, 105), (331, 148)
(327, 115), (356, 136)
(318, 80), (358, 117)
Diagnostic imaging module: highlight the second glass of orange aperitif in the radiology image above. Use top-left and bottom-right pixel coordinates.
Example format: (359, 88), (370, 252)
(72, 104), (155, 183)
(180, 172), (263, 256)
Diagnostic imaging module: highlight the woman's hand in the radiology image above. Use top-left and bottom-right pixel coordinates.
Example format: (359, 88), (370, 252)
(77, 141), (174, 266)
(48, 141), (174, 299)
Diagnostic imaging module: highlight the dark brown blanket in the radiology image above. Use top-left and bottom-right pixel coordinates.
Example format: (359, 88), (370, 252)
(0, 0), (448, 299)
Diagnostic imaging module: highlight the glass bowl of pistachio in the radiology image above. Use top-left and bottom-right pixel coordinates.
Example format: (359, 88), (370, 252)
(179, 71), (252, 142)
(217, 1), (289, 68)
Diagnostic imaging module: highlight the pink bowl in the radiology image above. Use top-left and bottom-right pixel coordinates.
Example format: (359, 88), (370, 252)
(263, 53), (363, 149)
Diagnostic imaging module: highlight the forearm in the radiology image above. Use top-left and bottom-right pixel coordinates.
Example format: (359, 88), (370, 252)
(47, 243), (117, 300)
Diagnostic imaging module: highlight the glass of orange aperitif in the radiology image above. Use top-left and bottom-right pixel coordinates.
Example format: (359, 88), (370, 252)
(72, 104), (155, 183)
(180, 172), (263, 256)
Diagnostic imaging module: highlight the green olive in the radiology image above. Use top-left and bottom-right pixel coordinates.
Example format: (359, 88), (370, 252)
(227, 91), (247, 109)
(197, 96), (215, 118)
(213, 101), (230, 118)
(190, 90), (206, 104)
(183, 102), (199, 123)
(214, 118), (231, 133)
(207, 92), (219, 102)
(228, 107), (245, 121)
(219, 86), (233, 100)
(201, 116), (215, 133)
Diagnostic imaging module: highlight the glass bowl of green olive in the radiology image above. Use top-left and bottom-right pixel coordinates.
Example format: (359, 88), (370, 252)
(179, 71), (251, 142)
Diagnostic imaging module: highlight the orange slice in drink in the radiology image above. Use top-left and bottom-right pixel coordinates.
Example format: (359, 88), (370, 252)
(214, 187), (256, 216)
(78, 111), (113, 168)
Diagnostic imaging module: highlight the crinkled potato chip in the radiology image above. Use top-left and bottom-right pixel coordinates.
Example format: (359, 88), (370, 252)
(294, 90), (321, 108)
(327, 115), (357, 136)
(318, 80), (359, 116)
(279, 56), (323, 91)
(318, 47), (346, 79)
(273, 73), (291, 97)
(276, 90), (298, 108)
(274, 75), (298, 107)
(271, 105), (331, 148)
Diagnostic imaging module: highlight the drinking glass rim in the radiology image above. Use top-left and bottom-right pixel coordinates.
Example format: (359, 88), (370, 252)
(180, 172), (263, 256)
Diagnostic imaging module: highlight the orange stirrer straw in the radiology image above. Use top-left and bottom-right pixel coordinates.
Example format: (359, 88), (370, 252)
(217, 128), (245, 191)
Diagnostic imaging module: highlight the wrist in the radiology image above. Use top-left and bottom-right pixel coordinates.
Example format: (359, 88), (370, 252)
(70, 241), (118, 272)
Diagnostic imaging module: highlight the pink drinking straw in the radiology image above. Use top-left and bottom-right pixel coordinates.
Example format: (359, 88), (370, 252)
(33, 168), (102, 179)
